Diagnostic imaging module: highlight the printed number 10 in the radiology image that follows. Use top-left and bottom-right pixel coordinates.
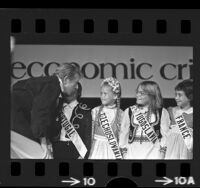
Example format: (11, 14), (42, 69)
(83, 177), (96, 186)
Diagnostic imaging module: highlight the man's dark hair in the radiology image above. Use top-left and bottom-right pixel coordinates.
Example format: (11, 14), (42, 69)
(54, 62), (82, 81)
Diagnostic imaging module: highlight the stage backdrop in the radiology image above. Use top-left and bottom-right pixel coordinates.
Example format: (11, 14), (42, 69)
(12, 45), (193, 99)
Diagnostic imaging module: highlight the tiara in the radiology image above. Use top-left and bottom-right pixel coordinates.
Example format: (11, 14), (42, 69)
(101, 77), (121, 94)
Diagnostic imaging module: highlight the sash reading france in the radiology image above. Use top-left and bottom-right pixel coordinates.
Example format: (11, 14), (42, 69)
(99, 112), (123, 159)
(135, 112), (158, 144)
(175, 114), (192, 150)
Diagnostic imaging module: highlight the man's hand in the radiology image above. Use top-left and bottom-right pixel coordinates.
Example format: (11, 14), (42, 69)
(40, 137), (53, 159)
(40, 137), (48, 152)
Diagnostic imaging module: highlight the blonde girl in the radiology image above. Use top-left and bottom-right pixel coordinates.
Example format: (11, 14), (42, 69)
(119, 81), (170, 159)
(89, 77), (124, 159)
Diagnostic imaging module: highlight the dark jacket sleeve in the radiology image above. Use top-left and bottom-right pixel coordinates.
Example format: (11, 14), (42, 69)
(84, 110), (93, 159)
(48, 98), (64, 141)
(30, 83), (59, 139)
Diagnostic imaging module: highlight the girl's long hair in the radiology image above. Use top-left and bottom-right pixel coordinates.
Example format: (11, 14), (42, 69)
(136, 81), (163, 113)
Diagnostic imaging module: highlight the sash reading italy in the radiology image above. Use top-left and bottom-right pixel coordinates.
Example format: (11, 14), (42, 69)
(175, 113), (192, 150)
(60, 111), (87, 158)
(135, 112), (158, 144)
(99, 112), (123, 159)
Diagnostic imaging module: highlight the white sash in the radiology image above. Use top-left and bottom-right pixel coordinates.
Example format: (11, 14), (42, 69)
(175, 113), (192, 150)
(99, 112), (123, 159)
(135, 112), (158, 144)
(61, 112), (87, 158)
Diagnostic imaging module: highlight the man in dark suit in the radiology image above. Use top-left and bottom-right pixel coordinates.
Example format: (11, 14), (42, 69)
(11, 63), (82, 157)
(51, 82), (92, 159)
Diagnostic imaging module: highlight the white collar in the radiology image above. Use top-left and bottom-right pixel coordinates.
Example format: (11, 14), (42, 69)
(57, 76), (64, 93)
(64, 100), (78, 109)
(103, 104), (116, 109)
(179, 107), (193, 114)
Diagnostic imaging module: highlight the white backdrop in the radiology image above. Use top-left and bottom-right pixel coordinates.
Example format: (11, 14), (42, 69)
(12, 45), (193, 98)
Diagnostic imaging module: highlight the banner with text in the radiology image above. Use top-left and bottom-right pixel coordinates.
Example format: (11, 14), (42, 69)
(12, 45), (193, 98)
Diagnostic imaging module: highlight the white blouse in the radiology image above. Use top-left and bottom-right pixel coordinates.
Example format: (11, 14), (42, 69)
(91, 105), (124, 138)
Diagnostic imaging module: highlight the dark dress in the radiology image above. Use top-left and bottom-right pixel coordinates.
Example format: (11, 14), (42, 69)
(11, 75), (61, 143)
(51, 99), (92, 159)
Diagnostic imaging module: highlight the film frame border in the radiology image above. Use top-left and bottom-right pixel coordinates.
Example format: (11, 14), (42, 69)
(0, 9), (199, 187)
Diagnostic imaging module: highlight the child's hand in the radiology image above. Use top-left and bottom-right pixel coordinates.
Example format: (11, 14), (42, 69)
(159, 146), (167, 159)
(122, 152), (127, 159)
(120, 147), (127, 159)
(159, 151), (165, 159)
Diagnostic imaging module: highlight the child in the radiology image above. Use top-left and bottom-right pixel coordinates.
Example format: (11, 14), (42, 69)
(119, 81), (170, 159)
(165, 79), (193, 159)
(51, 83), (92, 159)
(89, 77), (124, 159)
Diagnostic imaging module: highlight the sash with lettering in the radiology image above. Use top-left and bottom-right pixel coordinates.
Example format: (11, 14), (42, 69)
(175, 113), (192, 150)
(134, 111), (158, 144)
(60, 111), (87, 158)
(99, 112), (123, 159)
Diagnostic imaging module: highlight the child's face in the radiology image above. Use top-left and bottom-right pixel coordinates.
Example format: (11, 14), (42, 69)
(100, 85), (117, 106)
(175, 90), (190, 108)
(136, 86), (150, 106)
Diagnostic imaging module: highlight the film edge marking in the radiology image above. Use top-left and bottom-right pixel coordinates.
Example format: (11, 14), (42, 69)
(61, 177), (80, 186)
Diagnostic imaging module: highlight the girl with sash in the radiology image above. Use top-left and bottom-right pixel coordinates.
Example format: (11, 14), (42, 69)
(119, 81), (170, 159)
(165, 79), (193, 159)
(89, 77), (124, 159)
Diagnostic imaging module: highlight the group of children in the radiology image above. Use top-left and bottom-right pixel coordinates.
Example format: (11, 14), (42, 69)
(88, 77), (193, 160)
(10, 58), (192, 160)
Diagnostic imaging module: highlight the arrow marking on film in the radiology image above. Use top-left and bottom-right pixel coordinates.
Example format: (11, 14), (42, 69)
(155, 177), (173, 186)
(61, 177), (80, 186)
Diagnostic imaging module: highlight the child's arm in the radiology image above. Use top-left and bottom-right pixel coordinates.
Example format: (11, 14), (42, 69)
(160, 108), (171, 159)
(119, 108), (130, 157)
(90, 107), (97, 140)
(167, 107), (176, 128)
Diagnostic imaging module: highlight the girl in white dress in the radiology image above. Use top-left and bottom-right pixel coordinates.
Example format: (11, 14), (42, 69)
(89, 77), (124, 159)
(119, 81), (170, 159)
(165, 79), (193, 159)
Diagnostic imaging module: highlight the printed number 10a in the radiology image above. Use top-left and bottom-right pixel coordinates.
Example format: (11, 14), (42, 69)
(174, 177), (195, 185)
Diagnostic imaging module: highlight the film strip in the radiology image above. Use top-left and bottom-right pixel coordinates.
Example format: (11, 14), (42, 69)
(0, 9), (199, 187)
